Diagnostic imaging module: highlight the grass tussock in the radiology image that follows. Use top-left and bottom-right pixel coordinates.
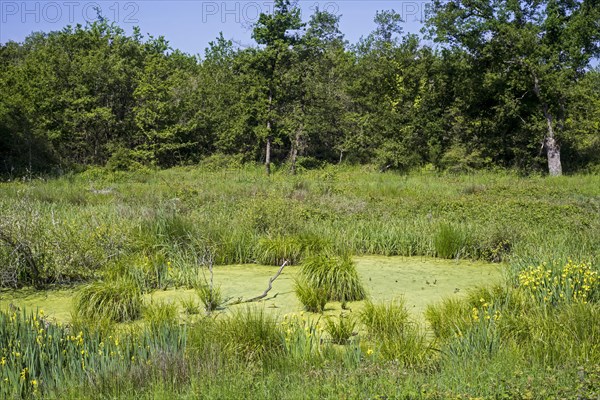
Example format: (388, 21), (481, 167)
(294, 278), (328, 313)
(299, 253), (367, 302)
(434, 223), (466, 259)
(74, 278), (143, 323)
(361, 299), (432, 365)
(324, 314), (357, 344)
(143, 301), (178, 328)
(216, 307), (285, 362)
(196, 284), (224, 313)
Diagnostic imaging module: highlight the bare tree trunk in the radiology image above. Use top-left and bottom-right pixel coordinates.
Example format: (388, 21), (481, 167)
(290, 139), (298, 175)
(265, 91), (273, 176)
(532, 73), (562, 176)
(265, 132), (272, 175)
(545, 135), (562, 177)
(290, 123), (303, 175)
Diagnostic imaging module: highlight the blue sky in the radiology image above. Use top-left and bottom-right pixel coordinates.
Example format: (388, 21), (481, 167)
(0, 1), (432, 55)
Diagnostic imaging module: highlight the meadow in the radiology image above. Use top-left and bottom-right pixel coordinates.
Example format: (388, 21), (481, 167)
(0, 164), (599, 399)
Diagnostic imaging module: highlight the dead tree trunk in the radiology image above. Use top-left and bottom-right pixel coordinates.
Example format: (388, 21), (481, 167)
(265, 132), (272, 176)
(265, 84), (274, 175)
(533, 73), (562, 176)
(290, 123), (303, 175)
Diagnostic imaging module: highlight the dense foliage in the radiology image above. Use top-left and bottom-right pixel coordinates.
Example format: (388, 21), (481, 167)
(1, 0), (599, 176)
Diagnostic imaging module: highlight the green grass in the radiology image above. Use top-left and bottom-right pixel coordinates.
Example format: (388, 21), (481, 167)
(294, 278), (328, 312)
(324, 313), (357, 344)
(0, 165), (598, 398)
(1, 166), (597, 289)
(74, 277), (143, 323)
(299, 253), (367, 302)
(196, 284), (224, 312)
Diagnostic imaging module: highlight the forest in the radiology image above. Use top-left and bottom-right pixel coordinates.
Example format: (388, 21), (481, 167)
(1, 0), (599, 177)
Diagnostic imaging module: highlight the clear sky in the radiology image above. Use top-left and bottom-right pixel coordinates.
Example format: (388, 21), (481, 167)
(0, 1), (433, 55)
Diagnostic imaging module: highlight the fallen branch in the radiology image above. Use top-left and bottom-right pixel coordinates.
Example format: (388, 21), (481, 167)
(238, 260), (289, 304)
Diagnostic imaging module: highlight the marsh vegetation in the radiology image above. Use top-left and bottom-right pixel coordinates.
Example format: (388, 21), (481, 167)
(0, 165), (598, 398)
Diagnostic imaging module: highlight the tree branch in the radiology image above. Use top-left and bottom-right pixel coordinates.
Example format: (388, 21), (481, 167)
(238, 260), (289, 304)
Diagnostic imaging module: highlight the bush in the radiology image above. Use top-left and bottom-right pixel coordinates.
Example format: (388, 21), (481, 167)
(299, 254), (367, 302)
(74, 278), (143, 323)
(439, 143), (490, 173)
(295, 156), (324, 171)
(199, 153), (245, 171)
(478, 225), (515, 262)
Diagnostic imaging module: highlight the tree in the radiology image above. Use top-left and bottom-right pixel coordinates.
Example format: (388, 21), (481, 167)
(282, 8), (350, 173)
(251, 0), (304, 174)
(426, 0), (600, 175)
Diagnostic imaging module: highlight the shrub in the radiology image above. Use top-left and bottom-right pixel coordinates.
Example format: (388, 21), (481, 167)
(199, 153), (244, 171)
(479, 225), (515, 262)
(74, 278), (143, 322)
(439, 143), (490, 173)
(299, 254), (366, 302)
(324, 314), (357, 344)
(295, 156), (324, 171)
(294, 278), (328, 313)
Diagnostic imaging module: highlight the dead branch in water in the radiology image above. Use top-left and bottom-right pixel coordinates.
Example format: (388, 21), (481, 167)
(235, 260), (289, 304)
